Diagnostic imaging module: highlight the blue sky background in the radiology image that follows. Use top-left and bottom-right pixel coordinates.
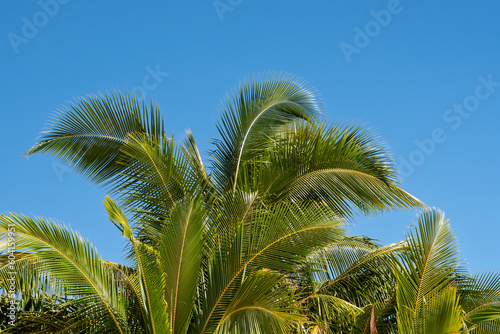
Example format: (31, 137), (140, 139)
(1, 1), (499, 273)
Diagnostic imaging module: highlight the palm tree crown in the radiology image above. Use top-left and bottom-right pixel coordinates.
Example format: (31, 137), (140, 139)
(1, 74), (498, 333)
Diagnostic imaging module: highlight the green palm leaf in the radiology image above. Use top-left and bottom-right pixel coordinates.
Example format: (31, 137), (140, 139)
(25, 91), (164, 187)
(470, 319), (500, 333)
(104, 197), (169, 334)
(198, 196), (345, 333)
(395, 209), (463, 333)
(413, 287), (463, 334)
(210, 73), (321, 192)
(156, 198), (205, 334)
(300, 238), (401, 332)
(459, 272), (500, 328)
(214, 270), (305, 334)
(262, 122), (425, 217)
(0, 214), (131, 334)
(306, 238), (402, 306)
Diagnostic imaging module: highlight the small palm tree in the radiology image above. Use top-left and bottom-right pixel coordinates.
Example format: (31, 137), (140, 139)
(2, 74), (494, 333)
(295, 209), (500, 333)
(393, 209), (500, 334)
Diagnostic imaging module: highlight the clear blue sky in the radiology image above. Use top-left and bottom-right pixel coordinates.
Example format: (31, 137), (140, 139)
(1, 1), (499, 273)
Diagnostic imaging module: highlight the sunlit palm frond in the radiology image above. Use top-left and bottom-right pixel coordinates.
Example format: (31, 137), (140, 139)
(395, 208), (464, 333)
(398, 286), (463, 334)
(0, 214), (131, 334)
(183, 130), (212, 191)
(198, 198), (345, 334)
(154, 197), (205, 334)
(25, 91), (164, 187)
(210, 73), (321, 192)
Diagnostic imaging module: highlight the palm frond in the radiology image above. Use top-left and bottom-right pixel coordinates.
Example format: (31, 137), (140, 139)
(398, 286), (463, 334)
(210, 73), (321, 192)
(214, 270), (305, 334)
(423, 287), (463, 333)
(198, 198), (345, 334)
(156, 197), (205, 334)
(104, 197), (169, 334)
(459, 272), (500, 328)
(14, 75), (456, 333)
(26, 91), (164, 187)
(352, 302), (398, 334)
(306, 239), (403, 306)
(395, 208), (463, 333)
(262, 122), (425, 217)
(470, 319), (500, 333)
(116, 133), (187, 221)
(183, 130), (211, 190)
(0, 214), (131, 334)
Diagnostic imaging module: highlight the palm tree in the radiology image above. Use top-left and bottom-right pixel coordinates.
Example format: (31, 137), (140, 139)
(0, 74), (448, 333)
(392, 209), (500, 334)
(304, 208), (500, 333)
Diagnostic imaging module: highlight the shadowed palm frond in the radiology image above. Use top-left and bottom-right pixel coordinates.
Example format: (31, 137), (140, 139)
(470, 319), (500, 333)
(214, 270), (305, 334)
(260, 122), (425, 218)
(306, 238), (402, 306)
(351, 302), (398, 334)
(298, 238), (401, 332)
(104, 197), (169, 334)
(459, 272), (500, 329)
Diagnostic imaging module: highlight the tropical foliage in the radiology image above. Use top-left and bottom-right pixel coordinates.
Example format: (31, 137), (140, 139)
(1, 75), (498, 333)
